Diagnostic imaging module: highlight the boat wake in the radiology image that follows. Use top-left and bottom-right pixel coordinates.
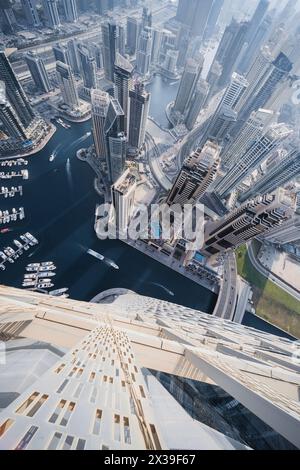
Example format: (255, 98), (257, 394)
(149, 282), (174, 297)
(66, 158), (74, 191)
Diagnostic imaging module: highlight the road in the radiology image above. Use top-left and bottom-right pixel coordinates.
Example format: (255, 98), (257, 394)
(212, 251), (238, 320)
(248, 242), (300, 302)
(145, 132), (172, 192)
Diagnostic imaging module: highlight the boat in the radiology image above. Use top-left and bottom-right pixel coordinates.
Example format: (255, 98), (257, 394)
(24, 233), (38, 245)
(37, 282), (54, 289)
(0, 228), (11, 234)
(22, 281), (36, 287)
(87, 249), (104, 261)
(26, 266), (39, 272)
(27, 263), (40, 268)
(41, 265), (56, 271)
(49, 153), (55, 162)
(87, 248), (119, 270)
(13, 240), (23, 250)
(56, 118), (71, 129)
(36, 271), (56, 278)
(41, 261), (54, 267)
(24, 273), (37, 279)
(49, 287), (68, 296)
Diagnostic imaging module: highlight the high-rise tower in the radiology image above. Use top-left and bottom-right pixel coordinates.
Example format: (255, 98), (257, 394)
(25, 52), (51, 93)
(166, 141), (221, 205)
(91, 88), (110, 159)
(102, 21), (118, 82)
(185, 79), (209, 131)
(239, 145), (300, 203)
(0, 48), (35, 128)
(126, 17), (139, 55)
(215, 123), (293, 198)
(202, 188), (295, 256)
(42, 0), (61, 28)
(136, 27), (152, 76)
(56, 61), (79, 109)
(104, 98), (126, 183)
(173, 58), (202, 116)
(63, 0), (78, 23)
(21, 0), (40, 27)
(114, 53), (133, 134)
(128, 81), (150, 151)
(0, 97), (28, 141)
(77, 44), (97, 90)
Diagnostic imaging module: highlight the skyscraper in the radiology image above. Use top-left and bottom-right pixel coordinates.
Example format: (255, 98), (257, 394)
(245, 0), (269, 45)
(0, 4), (17, 33)
(210, 19), (248, 88)
(202, 105), (237, 144)
(42, 0), (61, 29)
(202, 188), (295, 256)
(162, 50), (179, 76)
(102, 21), (118, 81)
(104, 98), (126, 183)
(203, 0), (224, 41)
(88, 43), (103, 70)
(176, 25), (190, 69)
(117, 24), (126, 57)
(128, 81), (150, 151)
(219, 72), (249, 109)
(77, 44), (97, 90)
(0, 47), (35, 128)
(166, 141), (220, 205)
(53, 43), (71, 67)
(173, 58), (202, 116)
(237, 14), (272, 75)
(114, 53), (133, 134)
(176, 0), (214, 39)
(141, 6), (152, 30)
(126, 17), (139, 55)
(21, 0), (40, 27)
(111, 168), (137, 235)
(136, 27), (152, 76)
(215, 123), (292, 198)
(239, 146), (300, 203)
(203, 72), (249, 143)
(185, 79), (209, 131)
(56, 61), (79, 108)
(219, 20), (249, 87)
(151, 28), (162, 65)
(25, 52), (51, 93)
(91, 88), (110, 159)
(263, 214), (300, 245)
(221, 108), (274, 170)
(205, 60), (222, 104)
(96, 0), (109, 15)
(238, 51), (293, 122)
(63, 0), (78, 22)
(67, 39), (80, 74)
(0, 97), (28, 140)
